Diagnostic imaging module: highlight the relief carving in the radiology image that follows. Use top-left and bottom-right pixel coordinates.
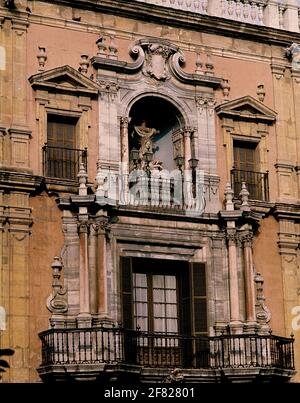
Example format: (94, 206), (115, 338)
(143, 43), (173, 81)
(46, 256), (68, 314)
(255, 272), (271, 326)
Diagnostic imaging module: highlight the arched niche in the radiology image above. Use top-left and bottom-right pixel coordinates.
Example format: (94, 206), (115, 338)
(127, 95), (186, 172)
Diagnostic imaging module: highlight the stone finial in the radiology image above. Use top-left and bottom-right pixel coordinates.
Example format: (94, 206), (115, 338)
(79, 54), (89, 75)
(46, 256), (68, 314)
(37, 46), (47, 72)
(195, 53), (203, 74)
(205, 53), (214, 76)
(239, 182), (250, 211)
(257, 84), (265, 102)
(78, 163), (88, 196)
(224, 182), (234, 211)
(255, 271), (271, 330)
(96, 36), (107, 57)
(221, 79), (230, 101)
(108, 35), (118, 60)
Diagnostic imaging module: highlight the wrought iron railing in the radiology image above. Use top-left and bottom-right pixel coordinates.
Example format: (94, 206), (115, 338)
(43, 144), (87, 181)
(231, 168), (269, 201)
(39, 326), (294, 370)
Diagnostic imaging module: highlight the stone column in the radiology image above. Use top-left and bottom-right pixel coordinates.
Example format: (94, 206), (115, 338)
(183, 127), (192, 170)
(222, 184), (243, 332)
(77, 221), (92, 327)
(96, 218), (109, 322)
(119, 117), (129, 205)
(88, 224), (98, 314)
(242, 232), (257, 330)
(227, 229), (241, 328)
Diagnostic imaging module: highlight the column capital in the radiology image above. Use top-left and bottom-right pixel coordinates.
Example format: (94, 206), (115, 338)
(11, 18), (29, 34)
(182, 126), (195, 136)
(226, 229), (237, 246)
(78, 221), (89, 234)
(239, 232), (253, 247)
(119, 116), (130, 128)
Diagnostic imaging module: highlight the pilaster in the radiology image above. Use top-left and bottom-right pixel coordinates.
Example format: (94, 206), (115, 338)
(11, 18), (29, 129)
(1, 191), (32, 382)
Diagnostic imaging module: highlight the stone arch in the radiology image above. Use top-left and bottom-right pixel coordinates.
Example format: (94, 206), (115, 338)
(127, 94), (187, 171)
(121, 90), (192, 128)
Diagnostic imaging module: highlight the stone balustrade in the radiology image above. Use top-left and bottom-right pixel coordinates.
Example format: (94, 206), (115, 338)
(134, 0), (300, 32)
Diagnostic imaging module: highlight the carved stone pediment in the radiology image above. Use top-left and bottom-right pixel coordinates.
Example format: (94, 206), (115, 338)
(29, 65), (99, 96)
(216, 96), (276, 123)
(91, 38), (222, 88)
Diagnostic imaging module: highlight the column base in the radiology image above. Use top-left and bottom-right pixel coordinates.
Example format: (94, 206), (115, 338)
(228, 321), (244, 334)
(49, 315), (67, 329)
(243, 321), (259, 334)
(76, 313), (92, 328)
(92, 315), (115, 327)
(214, 322), (228, 335)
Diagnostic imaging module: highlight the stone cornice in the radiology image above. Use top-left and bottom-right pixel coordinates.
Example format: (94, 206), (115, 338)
(0, 170), (43, 192)
(32, 0), (300, 47)
(273, 203), (300, 220)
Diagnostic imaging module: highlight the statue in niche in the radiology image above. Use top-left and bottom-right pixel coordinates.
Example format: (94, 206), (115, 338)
(130, 120), (163, 171)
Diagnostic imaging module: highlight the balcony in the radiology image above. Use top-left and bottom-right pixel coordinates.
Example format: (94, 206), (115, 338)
(132, 0), (300, 33)
(231, 169), (269, 201)
(43, 145), (87, 181)
(38, 326), (295, 383)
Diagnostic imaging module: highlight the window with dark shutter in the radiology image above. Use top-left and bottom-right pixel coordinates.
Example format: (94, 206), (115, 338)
(191, 263), (207, 336)
(121, 256), (133, 330)
(45, 115), (84, 180)
(232, 140), (267, 200)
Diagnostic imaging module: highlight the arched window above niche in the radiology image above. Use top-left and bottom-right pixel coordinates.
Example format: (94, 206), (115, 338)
(125, 95), (194, 173)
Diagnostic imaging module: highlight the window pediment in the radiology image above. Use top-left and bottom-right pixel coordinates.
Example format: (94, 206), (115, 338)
(216, 96), (276, 123)
(29, 65), (99, 97)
